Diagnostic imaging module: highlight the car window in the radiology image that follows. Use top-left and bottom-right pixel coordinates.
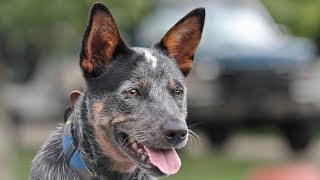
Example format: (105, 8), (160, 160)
(206, 7), (284, 48)
(136, 3), (285, 50)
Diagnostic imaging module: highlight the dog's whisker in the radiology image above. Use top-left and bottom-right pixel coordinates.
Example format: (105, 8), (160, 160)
(187, 132), (198, 148)
(187, 133), (195, 145)
(188, 133), (197, 144)
(188, 129), (202, 142)
(187, 122), (206, 129)
(186, 141), (193, 152)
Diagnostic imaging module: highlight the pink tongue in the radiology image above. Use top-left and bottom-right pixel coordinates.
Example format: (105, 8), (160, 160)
(144, 146), (181, 175)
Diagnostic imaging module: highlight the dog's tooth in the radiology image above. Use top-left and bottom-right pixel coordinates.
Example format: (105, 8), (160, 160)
(137, 148), (144, 154)
(132, 143), (138, 150)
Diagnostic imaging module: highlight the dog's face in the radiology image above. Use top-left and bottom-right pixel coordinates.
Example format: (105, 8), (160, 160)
(79, 3), (205, 177)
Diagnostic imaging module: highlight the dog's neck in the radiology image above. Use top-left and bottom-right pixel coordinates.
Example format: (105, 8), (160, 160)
(69, 91), (155, 180)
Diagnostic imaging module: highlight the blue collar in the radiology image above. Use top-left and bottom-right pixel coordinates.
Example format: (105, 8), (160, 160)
(63, 119), (99, 179)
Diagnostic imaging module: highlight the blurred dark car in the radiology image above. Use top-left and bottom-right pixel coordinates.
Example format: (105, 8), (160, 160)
(134, 0), (319, 152)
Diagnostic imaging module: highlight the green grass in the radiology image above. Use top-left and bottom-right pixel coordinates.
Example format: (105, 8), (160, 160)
(15, 149), (36, 180)
(166, 152), (274, 180)
(15, 149), (275, 180)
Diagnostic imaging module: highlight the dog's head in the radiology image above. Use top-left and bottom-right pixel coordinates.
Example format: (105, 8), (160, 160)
(79, 3), (205, 177)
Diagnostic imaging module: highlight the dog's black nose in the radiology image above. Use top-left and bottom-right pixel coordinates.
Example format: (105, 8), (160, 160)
(163, 120), (188, 146)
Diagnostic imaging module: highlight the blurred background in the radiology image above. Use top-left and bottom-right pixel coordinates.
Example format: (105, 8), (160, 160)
(1, 0), (320, 179)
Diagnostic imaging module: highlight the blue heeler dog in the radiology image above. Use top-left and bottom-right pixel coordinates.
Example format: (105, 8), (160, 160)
(31, 2), (205, 180)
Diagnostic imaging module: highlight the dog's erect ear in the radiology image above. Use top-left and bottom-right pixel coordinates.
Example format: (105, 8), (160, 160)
(80, 3), (127, 78)
(156, 8), (205, 76)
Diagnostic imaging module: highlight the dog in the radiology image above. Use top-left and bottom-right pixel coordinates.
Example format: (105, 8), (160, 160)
(31, 2), (205, 180)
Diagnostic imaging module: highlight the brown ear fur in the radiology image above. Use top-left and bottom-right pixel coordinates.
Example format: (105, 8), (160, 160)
(80, 3), (122, 78)
(158, 8), (205, 75)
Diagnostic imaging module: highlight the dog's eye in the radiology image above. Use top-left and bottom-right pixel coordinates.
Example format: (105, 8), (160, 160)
(126, 88), (139, 97)
(174, 89), (183, 96)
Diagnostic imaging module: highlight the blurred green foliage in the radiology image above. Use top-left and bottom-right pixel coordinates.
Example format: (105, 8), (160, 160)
(0, 0), (319, 56)
(0, 0), (153, 55)
(262, 0), (320, 38)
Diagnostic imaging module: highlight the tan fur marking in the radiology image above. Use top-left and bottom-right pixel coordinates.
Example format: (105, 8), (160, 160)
(81, 58), (94, 73)
(81, 12), (120, 73)
(170, 81), (177, 89)
(95, 126), (135, 172)
(111, 160), (136, 172)
(93, 102), (136, 172)
(138, 79), (148, 88)
(163, 17), (202, 74)
(93, 101), (104, 120)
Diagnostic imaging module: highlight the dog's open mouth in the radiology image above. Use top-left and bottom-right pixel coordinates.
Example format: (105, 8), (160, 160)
(116, 132), (181, 175)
